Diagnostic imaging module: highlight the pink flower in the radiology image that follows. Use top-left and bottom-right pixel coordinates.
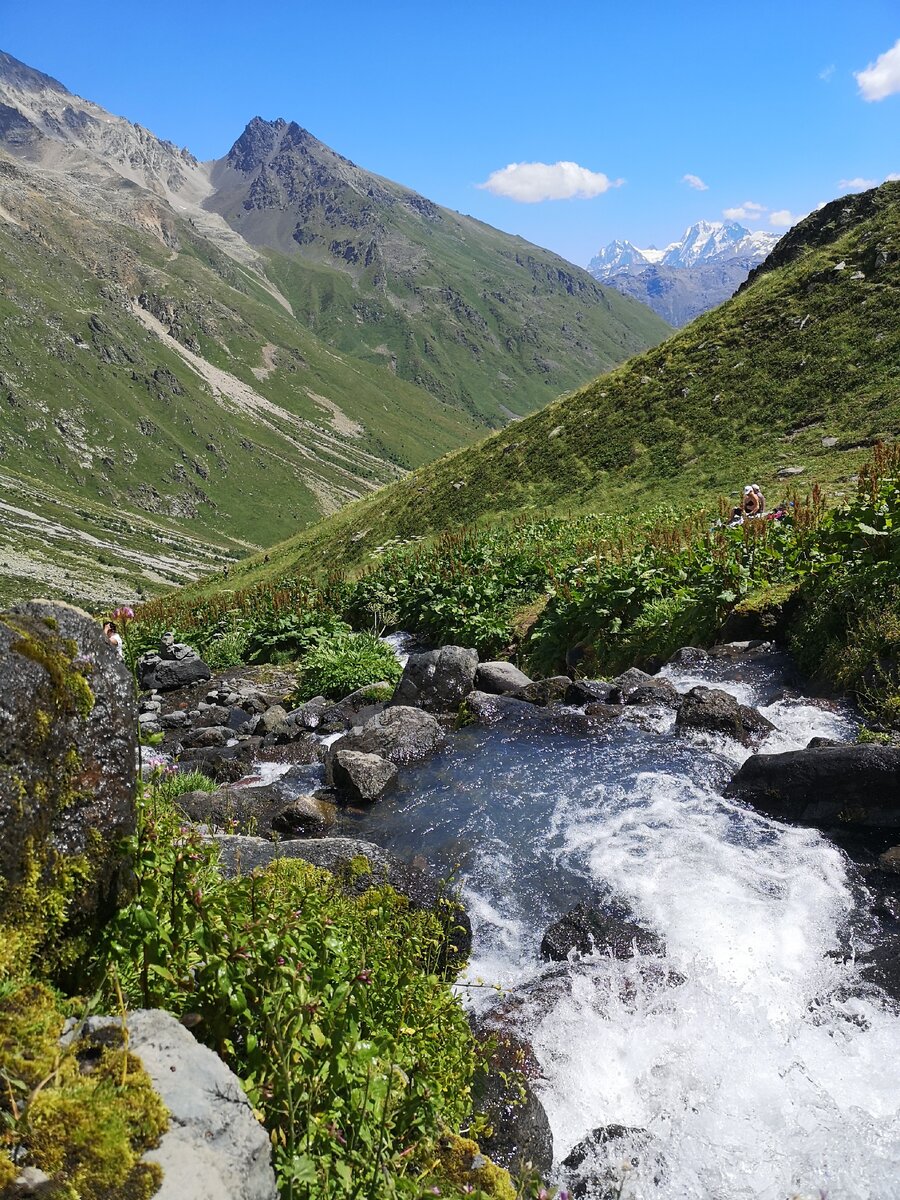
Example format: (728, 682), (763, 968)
(113, 606), (135, 620)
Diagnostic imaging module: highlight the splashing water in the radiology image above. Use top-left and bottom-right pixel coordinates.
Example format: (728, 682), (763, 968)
(335, 652), (900, 1198)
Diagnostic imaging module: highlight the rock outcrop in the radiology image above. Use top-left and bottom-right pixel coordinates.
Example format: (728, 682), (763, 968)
(70, 1011), (277, 1200)
(138, 632), (211, 692)
(0, 600), (137, 943)
(392, 646), (478, 712)
(675, 685), (774, 746)
(326, 706), (443, 766)
(540, 902), (663, 961)
(726, 744), (900, 829)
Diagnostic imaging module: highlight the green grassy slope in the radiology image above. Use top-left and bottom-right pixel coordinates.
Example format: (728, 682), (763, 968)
(204, 182), (900, 596)
(208, 118), (670, 427)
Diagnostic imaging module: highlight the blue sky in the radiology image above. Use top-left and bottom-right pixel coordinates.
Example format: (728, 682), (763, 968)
(4, 0), (900, 265)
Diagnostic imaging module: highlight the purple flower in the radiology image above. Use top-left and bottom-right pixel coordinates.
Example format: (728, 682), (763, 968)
(113, 605), (135, 620)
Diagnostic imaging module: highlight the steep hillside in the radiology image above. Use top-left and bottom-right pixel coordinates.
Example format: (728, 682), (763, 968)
(207, 117), (668, 425)
(206, 181), (900, 595)
(0, 51), (669, 607)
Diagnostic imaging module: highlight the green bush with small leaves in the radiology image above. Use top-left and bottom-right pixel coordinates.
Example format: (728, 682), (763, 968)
(292, 631), (402, 703)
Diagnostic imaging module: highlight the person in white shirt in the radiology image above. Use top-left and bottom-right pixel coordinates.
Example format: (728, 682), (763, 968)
(102, 621), (124, 657)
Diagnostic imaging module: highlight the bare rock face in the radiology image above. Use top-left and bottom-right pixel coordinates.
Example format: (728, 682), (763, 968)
(72, 1010), (277, 1200)
(392, 646), (478, 712)
(0, 600), (137, 947)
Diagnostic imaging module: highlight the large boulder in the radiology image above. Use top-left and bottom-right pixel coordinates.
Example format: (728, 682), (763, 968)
(725, 744), (900, 830)
(565, 679), (619, 706)
(71, 1010), (277, 1200)
(327, 706), (443, 765)
(208, 834), (471, 974)
(328, 750), (398, 803)
(470, 1025), (553, 1178)
(475, 661), (533, 695)
(540, 902), (663, 961)
(0, 600), (137, 946)
(626, 678), (681, 708)
(138, 632), (211, 692)
(611, 667), (654, 700)
(675, 685), (774, 746)
(392, 645), (478, 711)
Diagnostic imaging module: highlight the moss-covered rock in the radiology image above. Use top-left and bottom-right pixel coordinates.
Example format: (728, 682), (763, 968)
(718, 582), (800, 643)
(0, 601), (137, 973)
(0, 979), (167, 1200)
(425, 1132), (517, 1200)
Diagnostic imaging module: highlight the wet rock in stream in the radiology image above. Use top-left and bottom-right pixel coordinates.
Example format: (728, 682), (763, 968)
(540, 901), (664, 961)
(470, 1024), (553, 1178)
(562, 1124), (665, 1199)
(675, 684), (774, 746)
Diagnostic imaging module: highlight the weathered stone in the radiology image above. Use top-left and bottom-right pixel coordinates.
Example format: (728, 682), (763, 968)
(159, 710), (189, 729)
(71, 1010), (277, 1200)
(193, 704), (230, 728)
(612, 667), (654, 698)
(329, 706), (443, 765)
(562, 1125), (660, 1198)
(226, 707), (253, 731)
(328, 749), (398, 803)
(540, 902), (663, 961)
(879, 846), (900, 875)
(392, 645), (478, 711)
(471, 1026), (553, 1178)
(475, 661), (534, 695)
(667, 646), (709, 666)
(675, 685), (774, 746)
(259, 704), (290, 735)
(138, 638), (212, 693)
(512, 676), (571, 706)
(565, 679), (618, 706)
(0, 600), (137, 939)
(626, 678), (681, 708)
(181, 725), (231, 749)
(289, 695), (330, 730)
(270, 796), (337, 837)
(726, 745), (900, 830)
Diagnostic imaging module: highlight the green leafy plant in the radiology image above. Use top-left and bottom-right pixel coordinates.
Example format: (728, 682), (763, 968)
(292, 632), (402, 702)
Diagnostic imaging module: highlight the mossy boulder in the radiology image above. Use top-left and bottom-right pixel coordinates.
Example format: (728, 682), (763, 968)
(718, 582), (800, 643)
(0, 600), (137, 970)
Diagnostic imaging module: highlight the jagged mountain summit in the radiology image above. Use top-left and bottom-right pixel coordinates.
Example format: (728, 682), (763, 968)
(0, 51), (668, 606)
(588, 221), (781, 326)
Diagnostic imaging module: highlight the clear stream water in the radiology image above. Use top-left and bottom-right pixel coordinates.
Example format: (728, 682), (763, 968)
(286, 650), (900, 1198)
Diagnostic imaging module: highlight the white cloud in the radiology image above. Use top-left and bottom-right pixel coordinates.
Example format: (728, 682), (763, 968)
(885, 172), (900, 181)
(723, 200), (767, 221)
(819, 64), (836, 82)
(770, 209), (803, 228)
(855, 38), (900, 100)
(682, 173), (709, 191)
(476, 161), (623, 203)
(838, 176), (877, 191)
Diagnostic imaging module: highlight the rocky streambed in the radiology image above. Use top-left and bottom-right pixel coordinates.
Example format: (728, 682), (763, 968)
(141, 636), (900, 1200)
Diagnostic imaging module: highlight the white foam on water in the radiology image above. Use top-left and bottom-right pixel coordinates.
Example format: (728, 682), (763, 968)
(241, 761), (292, 786)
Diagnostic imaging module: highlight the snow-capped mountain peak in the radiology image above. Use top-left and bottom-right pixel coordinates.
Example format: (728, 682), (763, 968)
(589, 221), (779, 278)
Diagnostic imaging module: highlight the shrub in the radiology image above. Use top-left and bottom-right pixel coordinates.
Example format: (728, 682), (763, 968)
(150, 767), (217, 802)
(97, 791), (482, 1199)
(292, 632), (402, 702)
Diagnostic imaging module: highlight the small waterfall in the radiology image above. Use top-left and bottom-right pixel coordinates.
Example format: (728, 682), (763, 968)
(315, 650), (900, 1198)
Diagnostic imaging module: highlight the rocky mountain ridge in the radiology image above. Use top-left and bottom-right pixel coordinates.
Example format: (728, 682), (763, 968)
(0, 50), (668, 607)
(588, 220), (780, 326)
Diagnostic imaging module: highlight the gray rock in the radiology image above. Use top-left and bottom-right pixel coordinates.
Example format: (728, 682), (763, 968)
(209, 835), (471, 974)
(226, 707), (253, 732)
(612, 667), (654, 699)
(72, 1010), (276, 1200)
(7, 1167), (55, 1196)
(159, 710), (189, 729)
(565, 679), (618, 706)
(260, 704), (290, 735)
(822, 436), (839, 448)
(511, 676), (571, 706)
(392, 645), (478, 711)
(181, 726), (231, 749)
(777, 466), (805, 478)
(194, 705), (230, 728)
(270, 796), (337, 837)
(289, 695), (330, 730)
(139, 637), (212, 692)
(675, 685), (774, 746)
(0, 600), (137, 936)
(540, 902), (663, 961)
(474, 661), (533, 694)
(329, 706), (443, 765)
(463, 690), (540, 726)
(328, 750), (398, 803)
(725, 744), (900, 830)
(626, 678), (681, 708)
(878, 846), (900, 875)
(471, 1026), (553, 1178)
(667, 646), (709, 666)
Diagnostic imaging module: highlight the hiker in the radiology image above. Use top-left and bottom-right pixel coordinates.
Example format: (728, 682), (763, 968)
(751, 484), (766, 514)
(102, 620), (124, 658)
(743, 485), (762, 518)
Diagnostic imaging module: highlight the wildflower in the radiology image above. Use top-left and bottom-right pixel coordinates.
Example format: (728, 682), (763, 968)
(113, 605), (135, 620)
(355, 969), (372, 985)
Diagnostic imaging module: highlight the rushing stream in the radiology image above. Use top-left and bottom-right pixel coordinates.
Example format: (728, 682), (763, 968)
(289, 650), (900, 1197)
